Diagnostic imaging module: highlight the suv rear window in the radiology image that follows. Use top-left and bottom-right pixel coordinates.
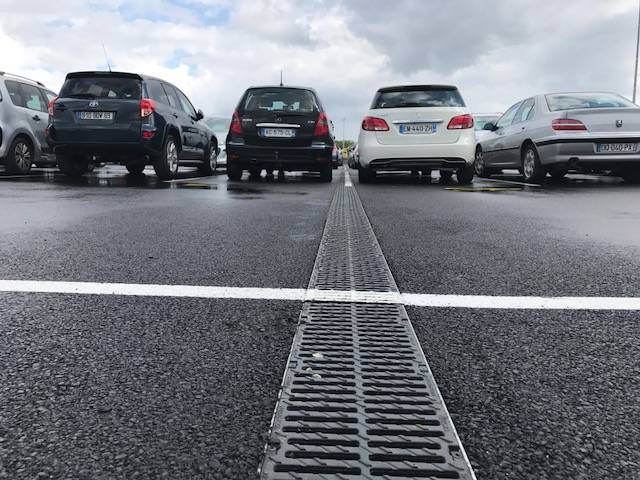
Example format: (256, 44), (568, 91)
(242, 88), (318, 113)
(546, 93), (635, 112)
(59, 76), (142, 100)
(372, 86), (465, 109)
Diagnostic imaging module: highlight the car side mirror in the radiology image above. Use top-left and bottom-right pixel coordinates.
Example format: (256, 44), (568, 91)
(483, 122), (497, 131)
(196, 109), (204, 121)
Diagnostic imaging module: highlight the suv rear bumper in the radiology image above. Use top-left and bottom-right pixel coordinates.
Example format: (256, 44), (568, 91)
(226, 142), (332, 171)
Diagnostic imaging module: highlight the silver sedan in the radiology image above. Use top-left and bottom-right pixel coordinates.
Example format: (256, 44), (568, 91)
(475, 92), (640, 182)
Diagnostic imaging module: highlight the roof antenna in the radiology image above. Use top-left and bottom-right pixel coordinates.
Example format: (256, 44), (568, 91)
(102, 44), (112, 72)
(280, 69), (283, 87)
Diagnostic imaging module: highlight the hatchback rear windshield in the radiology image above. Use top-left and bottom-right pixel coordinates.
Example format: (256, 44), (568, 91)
(371, 87), (465, 109)
(59, 76), (142, 100)
(242, 88), (318, 113)
(546, 93), (635, 112)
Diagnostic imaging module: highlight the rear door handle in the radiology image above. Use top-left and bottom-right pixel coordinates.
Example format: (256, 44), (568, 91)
(33, 115), (41, 121)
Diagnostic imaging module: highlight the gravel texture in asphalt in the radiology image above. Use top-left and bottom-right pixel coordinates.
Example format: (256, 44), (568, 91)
(0, 294), (299, 480)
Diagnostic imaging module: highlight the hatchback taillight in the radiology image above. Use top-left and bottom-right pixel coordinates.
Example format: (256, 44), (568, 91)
(230, 110), (243, 135)
(447, 114), (474, 130)
(47, 96), (58, 116)
(313, 112), (330, 137)
(552, 118), (587, 131)
(140, 98), (156, 118)
(362, 116), (389, 131)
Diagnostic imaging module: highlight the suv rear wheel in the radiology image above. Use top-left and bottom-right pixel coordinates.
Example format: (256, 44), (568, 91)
(126, 162), (146, 175)
(358, 166), (375, 183)
(320, 164), (333, 182)
(199, 141), (217, 176)
(227, 162), (243, 181)
(457, 164), (474, 185)
(6, 136), (33, 174)
(58, 154), (88, 178)
(154, 135), (179, 180)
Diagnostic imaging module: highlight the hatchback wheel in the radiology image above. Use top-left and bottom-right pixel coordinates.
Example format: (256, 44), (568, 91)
(6, 137), (33, 174)
(522, 145), (545, 182)
(457, 164), (475, 185)
(153, 135), (179, 180)
(358, 166), (374, 183)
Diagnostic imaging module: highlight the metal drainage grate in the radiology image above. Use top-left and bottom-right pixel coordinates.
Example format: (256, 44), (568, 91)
(260, 174), (475, 480)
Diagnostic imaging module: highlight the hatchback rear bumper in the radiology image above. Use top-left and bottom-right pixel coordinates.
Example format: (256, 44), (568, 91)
(226, 142), (332, 171)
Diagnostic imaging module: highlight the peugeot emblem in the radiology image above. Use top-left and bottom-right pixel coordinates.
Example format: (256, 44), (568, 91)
(616, 119), (623, 128)
(88, 100), (99, 108)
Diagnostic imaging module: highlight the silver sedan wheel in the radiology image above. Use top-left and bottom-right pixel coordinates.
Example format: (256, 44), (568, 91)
(209, 147), (218, 171)
(474, 149), (484, 176)
(167, 139), (179, 174)
(523, 149), (536, 179)
(15, 142), (32, 171)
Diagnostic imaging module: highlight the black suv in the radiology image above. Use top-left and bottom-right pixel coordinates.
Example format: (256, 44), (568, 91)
(226, 86), (334, 182)
(47, 71), (218, 179)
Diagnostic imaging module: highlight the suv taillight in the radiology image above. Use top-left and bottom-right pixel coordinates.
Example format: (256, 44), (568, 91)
(140, 98), (156, 118)
(447, 114), (474, 130)
(552, 118), (587, 131)
(47, 96), (58, 116)
(230, 110), (243, 135)
(362, 116), (389, 131)
(313, 112), (330, 137)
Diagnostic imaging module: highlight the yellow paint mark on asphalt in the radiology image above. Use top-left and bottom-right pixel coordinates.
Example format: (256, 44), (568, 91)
(446, 186), (523, 193)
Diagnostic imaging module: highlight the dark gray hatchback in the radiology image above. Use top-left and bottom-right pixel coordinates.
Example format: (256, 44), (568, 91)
(47, 71), (218, 179)
(226, 86), (335, 181)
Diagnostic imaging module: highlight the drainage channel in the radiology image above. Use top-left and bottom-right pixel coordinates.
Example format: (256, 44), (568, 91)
(259, 172), (475, 480)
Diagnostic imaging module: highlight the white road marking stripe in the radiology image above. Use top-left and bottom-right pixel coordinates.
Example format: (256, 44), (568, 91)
(1, 279), (639, 310)
(483, 178), (541, 187)
(344, 166), (353, 186)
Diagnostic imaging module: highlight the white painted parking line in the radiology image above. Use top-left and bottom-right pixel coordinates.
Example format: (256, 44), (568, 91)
(483, 178), (541, 187)
(344, 166), (353, 186)
(2, 279), (640, 310)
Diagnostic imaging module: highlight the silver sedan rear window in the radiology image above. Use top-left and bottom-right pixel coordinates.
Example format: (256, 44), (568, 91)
(546, 93), (635, 112)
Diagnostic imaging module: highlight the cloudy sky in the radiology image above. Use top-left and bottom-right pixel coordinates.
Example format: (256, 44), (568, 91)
(0, 0), (637, 139)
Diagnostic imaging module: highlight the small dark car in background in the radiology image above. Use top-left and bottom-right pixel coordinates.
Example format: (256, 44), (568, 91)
(226, 86), (334, 182)
(47, 71), (218, 179)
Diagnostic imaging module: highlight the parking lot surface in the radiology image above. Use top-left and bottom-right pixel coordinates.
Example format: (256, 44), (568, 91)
(1, 166), (640, 480)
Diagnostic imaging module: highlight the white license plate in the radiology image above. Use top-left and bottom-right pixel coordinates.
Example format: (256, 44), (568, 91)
(262, 128), (295, 138)
(399, 123), (437, 134)
(596, 143), (638, 153)
(78, 111), (114, 120)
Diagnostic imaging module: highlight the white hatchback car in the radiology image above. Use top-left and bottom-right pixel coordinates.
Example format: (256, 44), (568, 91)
(357, 85), (476, 183)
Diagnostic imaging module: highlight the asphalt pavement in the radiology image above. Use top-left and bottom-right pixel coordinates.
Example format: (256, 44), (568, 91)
(1, 165), (639, 479)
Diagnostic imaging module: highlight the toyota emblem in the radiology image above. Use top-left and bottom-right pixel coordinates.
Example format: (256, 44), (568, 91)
(88, 100), (100, 108)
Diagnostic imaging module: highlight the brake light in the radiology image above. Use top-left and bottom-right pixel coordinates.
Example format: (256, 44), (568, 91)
(47, 96), (58, 116)
(140, 98), (156, 118)
(362, 116), (389, 131)
(447, 114), (474, 130)
(230, 110), (243, 135)
(313, 112), (330, 137)
(552, 118), (587, 131)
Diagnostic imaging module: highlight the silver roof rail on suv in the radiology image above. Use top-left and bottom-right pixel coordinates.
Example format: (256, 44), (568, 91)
(0, 71), (45, 87)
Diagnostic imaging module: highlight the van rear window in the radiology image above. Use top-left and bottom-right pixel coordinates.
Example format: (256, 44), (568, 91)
(59, 77), (141, 100)
(372, 87), (465, 109)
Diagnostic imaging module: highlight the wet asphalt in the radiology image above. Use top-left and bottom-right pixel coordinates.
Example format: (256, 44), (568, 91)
(1, 165), (640, 479)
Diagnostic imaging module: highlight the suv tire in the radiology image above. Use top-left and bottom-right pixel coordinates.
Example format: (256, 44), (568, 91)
(6, 136), (34, 174)
(58, 154), (88, 178)
(199, 141), (217, 176)
(126, 163), (146, 175)
(153, 135), (179, 180)
(320, 164), (333, 182)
